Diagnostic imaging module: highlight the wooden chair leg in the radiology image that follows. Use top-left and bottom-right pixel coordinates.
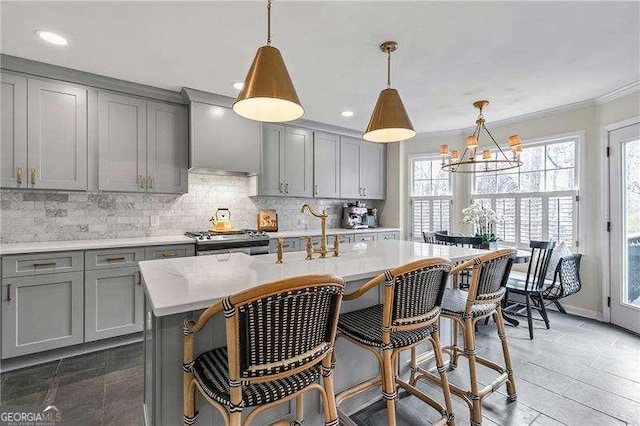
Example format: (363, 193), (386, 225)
(462, 318), (482, 426)
(381, 348), (397, 426)
(229, 411), (242, 426)
(409, 346), (418, 386)
(321, 357), (339, 425)
(494, 307), (516, 401)
(525, 295), (534, 339)
(450, 320), (459, 369)
(537, 294), (550, 329)
(430, 331), (456, 426)
(553, 300), (567, 314)
(294, 394), (304, 424)
(183, 379), (198, 426)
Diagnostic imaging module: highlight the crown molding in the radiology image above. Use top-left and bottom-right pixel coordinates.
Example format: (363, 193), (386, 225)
(595, 80), (640, 105)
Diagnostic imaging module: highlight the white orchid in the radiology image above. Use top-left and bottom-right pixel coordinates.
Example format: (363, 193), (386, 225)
(461, 202), (502, 241)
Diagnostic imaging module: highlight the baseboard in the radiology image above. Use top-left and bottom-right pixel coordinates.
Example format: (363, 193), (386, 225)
(546, 302), (604, 322)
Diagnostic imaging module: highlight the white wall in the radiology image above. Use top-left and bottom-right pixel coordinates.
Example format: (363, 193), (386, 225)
(385, 91), (640, 320)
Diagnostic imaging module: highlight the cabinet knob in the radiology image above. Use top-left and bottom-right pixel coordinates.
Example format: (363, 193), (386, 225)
(16, 167), (23, 185)
(139, 175), (146, 189)
(29, 167), (36, 185)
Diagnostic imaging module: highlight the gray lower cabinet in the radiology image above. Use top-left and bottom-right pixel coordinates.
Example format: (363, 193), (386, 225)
(145, 244), (195, 260)
(98, 91), (147, 192)
(378, 231), (399, 241)
(2, 272), (84, 358)
(84, 266), (142, 342)
(146, 101), (188, 194)
(353, 233), (377, 242)
(313, 132), (340, 198)
(1, 73), (27, 189)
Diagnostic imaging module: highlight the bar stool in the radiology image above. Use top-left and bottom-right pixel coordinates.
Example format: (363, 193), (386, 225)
(412, 249), (517, 426)
(182, 274), (345, 426)
(335, 258), (456, 426)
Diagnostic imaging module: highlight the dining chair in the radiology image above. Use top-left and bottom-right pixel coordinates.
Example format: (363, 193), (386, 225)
(504, 240), (556, 339)
(423, 230), (448, 244)
(182, 274), (345, 426)
(434, 232), (484, 249)
(412, 249), (517, 426)
(542, 253), (582, 314)
(335, 258), (456, 426)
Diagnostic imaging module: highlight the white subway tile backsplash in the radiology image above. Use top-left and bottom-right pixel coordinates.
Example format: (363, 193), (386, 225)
(1, 173), (383, 244)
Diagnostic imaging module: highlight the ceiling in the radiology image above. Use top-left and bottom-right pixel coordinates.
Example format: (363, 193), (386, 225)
(1, 1), (638, 133)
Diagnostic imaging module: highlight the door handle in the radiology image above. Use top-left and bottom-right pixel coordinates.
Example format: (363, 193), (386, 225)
(162, 252), (178, 258)
(139, 175), (146, 189)
(16, 167), (23, 185)
(148, 175), (154, 190)
(33, 262), (56, 268)
(106, 256), (126, 262)
(30, 167), (36, 185)
(6, 283), (11, 302)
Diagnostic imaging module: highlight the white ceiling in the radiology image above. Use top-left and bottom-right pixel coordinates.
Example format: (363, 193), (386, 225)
(1, 1), (638, 133)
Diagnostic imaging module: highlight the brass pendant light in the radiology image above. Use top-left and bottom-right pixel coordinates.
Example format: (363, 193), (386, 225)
(363, 41), (415, 143)
(233, 0), (303, 122)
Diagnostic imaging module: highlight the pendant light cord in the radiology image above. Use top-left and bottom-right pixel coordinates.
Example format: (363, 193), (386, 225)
(267, 0), (272, 46)
(387, 48), (391, 88)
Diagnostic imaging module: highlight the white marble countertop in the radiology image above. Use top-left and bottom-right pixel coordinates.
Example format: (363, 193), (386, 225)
(0, 235), (195, 256)
(266, 227), (401, 239)
(140, 239), (486, 317)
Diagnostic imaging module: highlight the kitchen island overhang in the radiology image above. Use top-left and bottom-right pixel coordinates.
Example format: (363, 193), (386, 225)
(140, 240), (487, 426)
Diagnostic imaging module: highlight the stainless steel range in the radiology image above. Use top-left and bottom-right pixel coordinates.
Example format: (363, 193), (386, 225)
(185, 230), (270, 256)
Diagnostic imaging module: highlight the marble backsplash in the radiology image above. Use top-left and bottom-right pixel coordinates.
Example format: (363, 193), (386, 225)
(0, 173), (383, 244)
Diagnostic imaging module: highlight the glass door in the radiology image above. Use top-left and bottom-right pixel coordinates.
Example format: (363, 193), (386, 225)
(609, 122), (640, 333)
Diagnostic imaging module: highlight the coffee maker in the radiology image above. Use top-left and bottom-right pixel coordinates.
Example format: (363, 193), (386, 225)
(341, 202), (368, 229)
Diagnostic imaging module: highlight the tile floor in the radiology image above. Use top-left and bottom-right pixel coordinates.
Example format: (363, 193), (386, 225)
(1, 311), (638, 425)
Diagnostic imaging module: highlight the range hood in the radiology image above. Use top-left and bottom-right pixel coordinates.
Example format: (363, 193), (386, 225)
(182, 87), (261, 176)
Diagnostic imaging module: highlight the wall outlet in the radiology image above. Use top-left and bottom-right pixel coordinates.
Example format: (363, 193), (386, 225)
(150, 215), (160, 228)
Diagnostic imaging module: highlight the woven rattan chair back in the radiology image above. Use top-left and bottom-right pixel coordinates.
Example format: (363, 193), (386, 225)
(383, 258), (452, 331)
(466, 249), (516, 307)
(522, 240), (556, 292)
(543, 253), (582, 300)
(435, 232), (483, 248)
(227, 276), (345, 381)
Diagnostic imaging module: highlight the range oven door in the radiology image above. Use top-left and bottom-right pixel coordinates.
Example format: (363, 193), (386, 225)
(196, 246), (269, 256)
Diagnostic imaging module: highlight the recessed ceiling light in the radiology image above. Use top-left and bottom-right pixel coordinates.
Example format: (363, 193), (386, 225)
(341, 110), (355, 117)
(233, 82), (244, 91)
(35, 30), (68, 46)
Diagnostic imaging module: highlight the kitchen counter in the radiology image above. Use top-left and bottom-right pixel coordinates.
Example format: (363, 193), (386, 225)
(140, 239), (485, 425)
(140, 239), (483, 317)
(0, 235), (194, 256)
(266, 227), (400, 239)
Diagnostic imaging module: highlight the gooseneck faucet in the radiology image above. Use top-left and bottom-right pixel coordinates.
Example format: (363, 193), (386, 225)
(301, 204), (330, 259)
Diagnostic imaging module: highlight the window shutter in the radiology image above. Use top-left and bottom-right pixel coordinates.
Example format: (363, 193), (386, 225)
(412, 200), (430, 241)
(496, 198), (517, 243)
(520, 197), (543, 243)
(548, 196), (575, 247)
(433, 199), (451, 233)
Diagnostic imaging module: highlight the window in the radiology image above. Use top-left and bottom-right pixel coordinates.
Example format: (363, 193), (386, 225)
(410, 156), (452, 241)
(472, 136), (579, 248)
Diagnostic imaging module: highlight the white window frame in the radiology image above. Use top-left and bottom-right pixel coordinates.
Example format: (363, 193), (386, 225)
(409, 154), (453, 241)
(471, 132), (584, 250)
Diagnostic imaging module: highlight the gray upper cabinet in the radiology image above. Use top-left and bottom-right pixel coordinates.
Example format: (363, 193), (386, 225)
(283, 126), (314, 197)
(340, 137), (362, 198)
(260, 124), (285, 196)
(98, 91), (147, 192)
(189, 102), (260, 175)
(2, 272), (84, 358)
(1, 73), (27, 189)
(147, 101), (188, 194)
(340, 137), (385, 200)
(360, 142), (385, 199)
(27, 78), (88, 190)
(313, 132), (340, 198)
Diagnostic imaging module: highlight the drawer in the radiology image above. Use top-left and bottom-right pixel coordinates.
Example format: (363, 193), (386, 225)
(353, 233), (377, 242)
(144, 244), (195, 260)
(85, 247), (145, 270)
(269, 238), (300, 253)
(378, 231), (399, 241)
(2, 251), (83, 278)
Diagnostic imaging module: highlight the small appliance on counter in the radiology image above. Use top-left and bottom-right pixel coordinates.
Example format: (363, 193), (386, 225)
(366, 208), (379, 228)
(341, 202), (369, 229)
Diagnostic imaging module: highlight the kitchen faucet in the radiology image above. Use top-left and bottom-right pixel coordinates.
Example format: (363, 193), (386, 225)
(300, 204), (339, 259)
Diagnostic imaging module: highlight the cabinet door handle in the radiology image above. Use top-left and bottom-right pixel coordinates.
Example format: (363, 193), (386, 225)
(148, 175), (154, 190)
(7, 283), (11, 302)
(106, 256), (126, 262)
(279, 182), (284, 194)
(29, 167), (36, 185)
(136, 271), (141, 286)
(162, 252), (178, 258)
(358, 187), (362, 196)
(33, 262), (56, 268)
(139, 175), (146, 189)
(363, 187), (367, 197)
(285, 183), (289, 194)
(314, 184), (319, 196)
(16, 167), (23, 185)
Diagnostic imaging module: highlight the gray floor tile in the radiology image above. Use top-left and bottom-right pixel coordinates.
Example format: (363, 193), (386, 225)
(106, 343), (143, 373)
(103, 375), (144, 420)
(562, 380), (640, 425)
(529, 414), (567, 425)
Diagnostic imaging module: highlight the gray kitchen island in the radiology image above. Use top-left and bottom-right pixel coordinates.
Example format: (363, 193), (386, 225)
(140, 239), (486, 426)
